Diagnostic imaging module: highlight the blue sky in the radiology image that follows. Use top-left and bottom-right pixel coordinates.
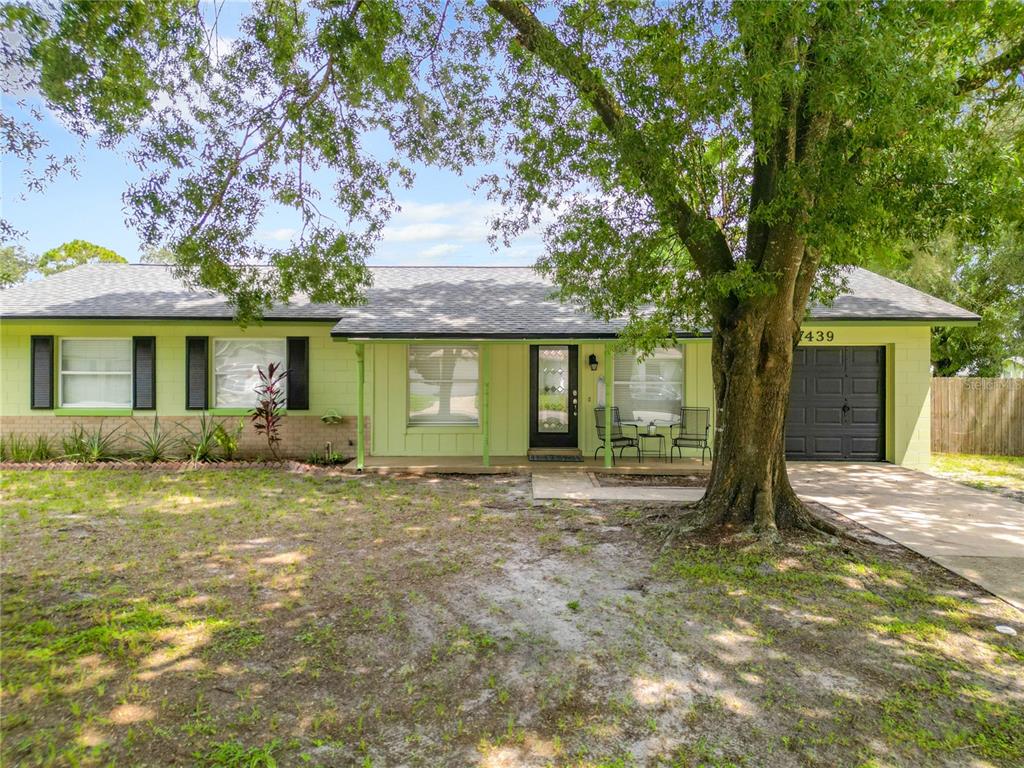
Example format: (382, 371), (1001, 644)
(0, 1), (544, 268)
(0, 105), (544, 267)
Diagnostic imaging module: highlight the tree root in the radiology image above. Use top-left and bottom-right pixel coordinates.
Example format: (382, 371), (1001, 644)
(793, 504), (849, 539)
(648, 495), (852, 553)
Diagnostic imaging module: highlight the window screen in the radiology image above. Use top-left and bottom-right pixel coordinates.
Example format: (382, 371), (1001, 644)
(213, 339), (287, 408)
(408, 345), (479, 426)
(613, 347), (684, 424)
(59, 339), (133, 408)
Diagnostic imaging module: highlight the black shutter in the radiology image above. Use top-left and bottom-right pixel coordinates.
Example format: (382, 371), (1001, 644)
(30, 336), (54, 409)
(286, 336), (309, 411)
(185, 336), (208, 410)
(133, 337), (156, 410)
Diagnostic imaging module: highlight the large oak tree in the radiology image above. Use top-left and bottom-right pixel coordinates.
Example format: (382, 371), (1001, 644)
(3, 0), (1022, 534)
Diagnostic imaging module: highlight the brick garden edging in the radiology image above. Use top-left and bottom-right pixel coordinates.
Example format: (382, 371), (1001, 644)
(0, 459), (356, 475)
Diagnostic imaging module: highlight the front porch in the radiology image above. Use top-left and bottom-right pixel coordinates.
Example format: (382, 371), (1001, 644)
(352, 454), (711, 475)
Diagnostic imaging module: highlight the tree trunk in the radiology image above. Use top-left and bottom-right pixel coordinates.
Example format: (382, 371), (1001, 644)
(685, 237), (827, 537)
(693, 318), (804, 534)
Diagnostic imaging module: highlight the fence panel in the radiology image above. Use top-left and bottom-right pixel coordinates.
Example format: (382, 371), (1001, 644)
(931, 378), (1024, 456)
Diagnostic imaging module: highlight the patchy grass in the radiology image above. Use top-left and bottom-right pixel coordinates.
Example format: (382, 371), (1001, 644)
(2, 469), (1022, 767)
(929, 453), (1024, 500)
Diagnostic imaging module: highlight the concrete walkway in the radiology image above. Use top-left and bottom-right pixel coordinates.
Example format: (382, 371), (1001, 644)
(789, 463), (1024, 612)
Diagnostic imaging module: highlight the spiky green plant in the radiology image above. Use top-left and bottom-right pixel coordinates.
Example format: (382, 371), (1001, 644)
(179, 413), (222, 463)
(29, 435), (54, 461)
(128, 416), (181, 462)
(61, 423), (123, 462)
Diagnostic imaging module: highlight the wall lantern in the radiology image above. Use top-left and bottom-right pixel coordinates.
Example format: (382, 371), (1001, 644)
(588, 353), (599, 371)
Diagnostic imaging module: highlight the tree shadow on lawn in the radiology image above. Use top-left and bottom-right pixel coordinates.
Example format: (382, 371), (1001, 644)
(0, 469), (1022, 768)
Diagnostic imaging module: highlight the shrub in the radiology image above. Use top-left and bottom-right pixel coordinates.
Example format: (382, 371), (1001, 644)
(180, 413), (221, 463)
(128, 416), (180, 462)
(213, 418), (244, 460)
(307, 447), (346, 466)
(1, 433), (54, 462)
(61, 423), (123, 462)
(250, 362), (288, 459)
(30, 435), (54, 461)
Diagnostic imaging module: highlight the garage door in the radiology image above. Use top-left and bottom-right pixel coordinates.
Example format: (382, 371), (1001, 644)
(786, 346), (885, 461)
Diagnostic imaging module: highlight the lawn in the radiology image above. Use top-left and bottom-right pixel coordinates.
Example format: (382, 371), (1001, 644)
(929, 453), (1024, 501)
(1, 470), (1022, 767)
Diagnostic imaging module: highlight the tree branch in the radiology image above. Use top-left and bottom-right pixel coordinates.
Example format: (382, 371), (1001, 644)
(486, 0), (734, 278)
(957, 37), (1024, 93)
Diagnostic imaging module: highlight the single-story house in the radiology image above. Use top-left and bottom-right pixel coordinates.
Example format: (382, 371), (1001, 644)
(0, 264), (978, 468)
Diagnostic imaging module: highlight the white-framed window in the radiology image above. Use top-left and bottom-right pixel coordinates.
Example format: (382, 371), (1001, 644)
(59, 338), (133, 408)
(213, 338), (287, 408)
(613, 347), (684, 423)
(408, 345), (479, 426)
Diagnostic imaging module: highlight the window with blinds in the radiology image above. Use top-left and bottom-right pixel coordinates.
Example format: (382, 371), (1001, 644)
(613, 347), (684, 424)
(408, 345), (480, 426)
(59, 338), (133, 408)
(213, 339), (287, 408)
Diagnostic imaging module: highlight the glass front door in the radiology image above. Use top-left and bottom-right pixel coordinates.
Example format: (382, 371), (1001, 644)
(529, 345), (578, 448)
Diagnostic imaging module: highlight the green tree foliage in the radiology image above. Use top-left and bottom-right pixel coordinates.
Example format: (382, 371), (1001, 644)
(0, 244), (33, 288)
(875, 229), (1024, 377)
(139, 246), (177, 264)
(36, 239), (127, 276)
(3, 1), (1021, 531)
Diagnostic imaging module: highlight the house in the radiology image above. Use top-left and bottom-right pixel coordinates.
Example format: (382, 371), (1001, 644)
(1002, 356), (1024, 379)
(0, 264), (978, 468)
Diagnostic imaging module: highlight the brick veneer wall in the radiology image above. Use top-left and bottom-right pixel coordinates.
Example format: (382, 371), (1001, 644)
(0, 414), (370, 460)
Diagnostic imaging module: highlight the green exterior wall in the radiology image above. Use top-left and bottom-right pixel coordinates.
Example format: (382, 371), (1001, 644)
(0, 320), (363, 419)
(0, 318), (934, 467)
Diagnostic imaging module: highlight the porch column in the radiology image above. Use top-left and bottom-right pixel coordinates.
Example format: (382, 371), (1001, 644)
(481, 344), (491, 467)
(604, 345), (613, 468)
(355, 342), (365, 472)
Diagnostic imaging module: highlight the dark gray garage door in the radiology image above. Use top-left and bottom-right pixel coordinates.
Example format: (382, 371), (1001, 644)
(786, 346), (885, 461)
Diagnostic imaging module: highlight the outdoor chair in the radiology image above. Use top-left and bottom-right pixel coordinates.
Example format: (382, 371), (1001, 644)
(594, 406), (640, 463)
(670, 407), (711, 464)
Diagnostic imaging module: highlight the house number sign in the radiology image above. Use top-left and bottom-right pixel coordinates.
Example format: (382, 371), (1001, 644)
(801, 330), (835, 343)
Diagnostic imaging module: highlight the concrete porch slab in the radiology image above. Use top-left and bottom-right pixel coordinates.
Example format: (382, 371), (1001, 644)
(531, 471), (705, 503)
(356, 455), (710, 476)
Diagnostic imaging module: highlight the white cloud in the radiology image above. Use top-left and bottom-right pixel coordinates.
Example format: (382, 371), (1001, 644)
(420, 243), (463, 258)
(262, 227), (296, 242)
(372, 196), (545, 266)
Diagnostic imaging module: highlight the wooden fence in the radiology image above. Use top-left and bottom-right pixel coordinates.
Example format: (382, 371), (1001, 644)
(931, 378), (1024, 456)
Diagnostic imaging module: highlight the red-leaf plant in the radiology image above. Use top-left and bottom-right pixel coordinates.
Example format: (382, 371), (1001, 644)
(250, 362), (289, 459)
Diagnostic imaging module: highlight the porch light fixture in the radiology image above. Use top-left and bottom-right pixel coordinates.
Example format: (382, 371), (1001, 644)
(588, 353), (599, 371)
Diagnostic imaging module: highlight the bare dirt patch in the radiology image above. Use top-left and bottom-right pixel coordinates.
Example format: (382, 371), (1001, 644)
(2, 469), (1022, 767)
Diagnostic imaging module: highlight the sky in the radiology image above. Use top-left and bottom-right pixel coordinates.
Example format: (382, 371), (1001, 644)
(0, 109), (544, 267)
(0, 3), (545, 268)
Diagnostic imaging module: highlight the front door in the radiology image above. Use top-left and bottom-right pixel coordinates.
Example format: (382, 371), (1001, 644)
(529, 345), (578, 448)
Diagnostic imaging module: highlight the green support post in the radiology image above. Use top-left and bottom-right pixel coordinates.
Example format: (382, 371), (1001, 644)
(481, 345), (491, 467)
(355, 343), (365, 472)
(604, 345), (613, 468)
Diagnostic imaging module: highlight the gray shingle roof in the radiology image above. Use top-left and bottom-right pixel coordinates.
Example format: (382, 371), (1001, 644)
(0, 263), (978, 335)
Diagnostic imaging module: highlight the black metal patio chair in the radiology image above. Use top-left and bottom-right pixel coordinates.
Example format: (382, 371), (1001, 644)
(670, 407), (711, 464)
(594, 406), (640, 463)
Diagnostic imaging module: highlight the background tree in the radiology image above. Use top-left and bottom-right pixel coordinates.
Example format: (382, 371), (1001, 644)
(3, 1), (1022, 534)
(0, 244), (34, 288)
(872, 229), (1024, 377)
(36, 239), (126, 276)
(139, 246), (178, 265)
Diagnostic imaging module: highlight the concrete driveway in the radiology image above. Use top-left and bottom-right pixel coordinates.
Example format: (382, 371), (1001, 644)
(789, 462), (1024, 612)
